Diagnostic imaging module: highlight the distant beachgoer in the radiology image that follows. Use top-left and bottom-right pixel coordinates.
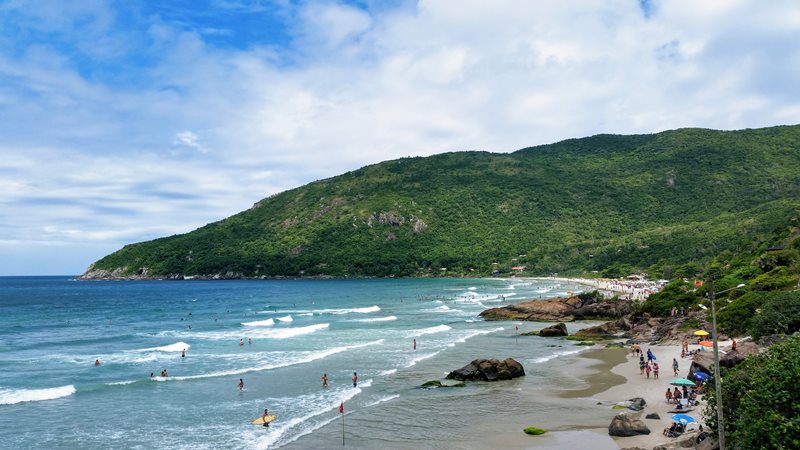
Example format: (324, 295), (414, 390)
(181, 349), (186, 358)
(646, 349), (654, 363)
(413, 339), (417, 350)
(665, 388), (673, 404)
(644, 363), (651, 379)
(673, 387), (681, 401)
(238, 378), (244, 391)
(681, 348), (686, 359)
(682, 385), (688, 398)
(731, 338), (737, 352)
(653, 362), (659, 379)
(352, 372), (358, 387)
(322, 373), (328, 387)
(672, 358), (679, 376)
(95, 359), (100, 366)
(150, 372), (154, 378)
(249, 338), (252, 345)
(240, 339), (244, 346)
(639, 356), (645, 374)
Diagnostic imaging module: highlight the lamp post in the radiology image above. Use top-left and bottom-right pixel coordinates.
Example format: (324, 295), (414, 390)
(708, 281), (745, 450)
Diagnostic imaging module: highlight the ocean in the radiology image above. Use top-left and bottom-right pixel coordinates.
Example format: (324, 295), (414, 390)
(0, 276), (618, 449)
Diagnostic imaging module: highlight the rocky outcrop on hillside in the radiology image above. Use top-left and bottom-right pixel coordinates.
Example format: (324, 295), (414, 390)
(479, 295), (631, 322)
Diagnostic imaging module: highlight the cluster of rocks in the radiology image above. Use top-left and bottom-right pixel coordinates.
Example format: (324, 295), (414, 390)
(521, 322), (569, 337)
(479, 295), (631, 322)
(445, 358), (525, 382)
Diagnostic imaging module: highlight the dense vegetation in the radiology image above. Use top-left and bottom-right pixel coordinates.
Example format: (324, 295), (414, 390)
(634, 208), (800, 339)
(85, 125), (800, 279)
(704, 336), (800, 449)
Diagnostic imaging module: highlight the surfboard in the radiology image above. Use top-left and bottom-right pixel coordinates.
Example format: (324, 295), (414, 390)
(251, 415), (277, 426)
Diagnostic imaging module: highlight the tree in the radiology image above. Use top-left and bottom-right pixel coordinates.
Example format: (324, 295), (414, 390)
(703, 336), (800, 449)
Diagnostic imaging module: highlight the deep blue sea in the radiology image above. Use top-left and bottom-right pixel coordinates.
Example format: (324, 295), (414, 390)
(0, 277), (613, 449)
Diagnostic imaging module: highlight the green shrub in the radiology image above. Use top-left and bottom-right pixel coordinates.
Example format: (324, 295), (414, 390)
(704, 336), (800, 448)
(750, 292), (800, 340)
(716, 291), (778, 336)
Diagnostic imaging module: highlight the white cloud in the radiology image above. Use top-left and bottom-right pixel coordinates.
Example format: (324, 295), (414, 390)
(1, 0), (800, 274)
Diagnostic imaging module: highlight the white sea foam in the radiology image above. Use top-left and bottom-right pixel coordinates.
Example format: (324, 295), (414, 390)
(422, 305), (460, 313)
(134, 342), (190, 352)
(409, 324), (451, 337)
(536, 288), (551, 294)
(532, 348), (587, 364)
(364, 394), (399, 407)
(310, 305), (381, 315)
(0, 385), (76, 405)
(241, 318), (275, 327)
(276, 315), (293, 322)
(152, 340), (384, 382)
(171, 323), (330, 341)
(106, 380), (136, 386)
(379, 368), (397, 376)
(404, 351), (440, 367)
(352, 315), (397, 323)
(297, 312), (314, 316)
(468, 287), (477, 290)
(454, 327), (504, 344)
(253, 379), (373, 449)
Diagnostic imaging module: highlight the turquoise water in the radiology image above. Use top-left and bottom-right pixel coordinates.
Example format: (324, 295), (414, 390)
(0, 277), (600, 449)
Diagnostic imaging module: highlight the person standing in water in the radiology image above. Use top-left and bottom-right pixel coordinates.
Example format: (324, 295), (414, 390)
(322, 373), (328, 387)
(261, 408), (271, 427)
(181, 349), (186, 358)
(238, 378), (244, 391)
(413, 339), (416, 350)
(352, 372), (358, 387)
(94, 359), (100, 366)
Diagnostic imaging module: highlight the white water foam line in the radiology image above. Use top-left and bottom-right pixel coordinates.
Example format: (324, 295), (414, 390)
(352, 315), (397, 323)
(151, 340), (384, 382)
(276, 315), (293, 322)
(0, 385), (76, 405)
(531, 347), (588, 364)
(133, 342), (191, 352)
(364, 394), (400, 407)
(408, 324), (451, 337)
(242, 318), (275, 327)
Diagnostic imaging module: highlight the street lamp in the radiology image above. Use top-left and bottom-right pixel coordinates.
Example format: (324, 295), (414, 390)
(708, 281), (745, 450)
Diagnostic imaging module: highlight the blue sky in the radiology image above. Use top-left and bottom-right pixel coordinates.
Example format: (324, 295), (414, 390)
(1, 0), (799, 275)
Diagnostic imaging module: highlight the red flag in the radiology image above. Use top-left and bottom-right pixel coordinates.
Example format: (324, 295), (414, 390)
(339, 402), (343, 414)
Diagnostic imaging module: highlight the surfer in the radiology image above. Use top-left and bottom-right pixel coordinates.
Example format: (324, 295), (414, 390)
(322, 373), (328, 387)
(238, 378), (244, 391)
(352, 372), (358, 387)
(262, 408), (270, 427)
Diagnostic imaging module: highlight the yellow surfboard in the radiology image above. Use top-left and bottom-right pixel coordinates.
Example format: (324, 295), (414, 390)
(251, 415), (277, 426)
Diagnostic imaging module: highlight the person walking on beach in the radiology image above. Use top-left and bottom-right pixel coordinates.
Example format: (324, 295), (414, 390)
(238, 378), (244, 391)
(352, 372), (358, 387)
(322, 373), (328, 387)
(644, 363), (651, 379)
(639, 355), (645, 374)
(673, 387), (682, 403)
(665, 388), (673, 404)
(672, 358), (679, 376)
(646, 349), (654, 363)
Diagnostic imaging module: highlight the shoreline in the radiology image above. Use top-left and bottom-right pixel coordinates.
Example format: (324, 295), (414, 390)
(557, 341), (723, 449)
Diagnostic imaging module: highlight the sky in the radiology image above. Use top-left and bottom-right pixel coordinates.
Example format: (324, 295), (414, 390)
(1, 0), (799, 275)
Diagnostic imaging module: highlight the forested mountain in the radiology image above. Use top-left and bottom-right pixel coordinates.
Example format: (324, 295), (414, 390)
(82, 125), (800, 279)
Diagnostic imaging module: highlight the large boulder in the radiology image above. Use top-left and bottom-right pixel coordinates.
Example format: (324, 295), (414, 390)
(608, 412), (651, 437)
(538, 322), (569, 337)
(480, 296), (631, 322)
(719, 341), (760, 368)
(446, 358), (525, 382)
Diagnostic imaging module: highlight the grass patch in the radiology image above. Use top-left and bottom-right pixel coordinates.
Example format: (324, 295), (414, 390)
(679, 318), (701, 332)
(574, 341), (594, 346)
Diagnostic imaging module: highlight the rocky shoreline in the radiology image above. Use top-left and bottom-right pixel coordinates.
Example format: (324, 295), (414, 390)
(479, 292), (631, 322)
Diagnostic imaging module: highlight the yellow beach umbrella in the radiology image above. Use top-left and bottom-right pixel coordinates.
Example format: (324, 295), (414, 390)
(693, 330), (710, 336)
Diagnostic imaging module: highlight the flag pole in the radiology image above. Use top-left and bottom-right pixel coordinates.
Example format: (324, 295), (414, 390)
(342, 411), (345, 447)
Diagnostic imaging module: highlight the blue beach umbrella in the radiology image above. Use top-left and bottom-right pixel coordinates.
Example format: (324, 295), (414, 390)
(670, 378), (696, 386)
(671, 414), (697, 425)
(693, 372), (710, 382)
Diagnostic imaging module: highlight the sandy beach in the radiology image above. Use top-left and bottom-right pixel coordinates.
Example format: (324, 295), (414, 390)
(568, 339), (734, 449)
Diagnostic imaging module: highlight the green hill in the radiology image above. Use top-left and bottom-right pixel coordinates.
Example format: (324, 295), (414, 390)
(82, 125), (800, 279)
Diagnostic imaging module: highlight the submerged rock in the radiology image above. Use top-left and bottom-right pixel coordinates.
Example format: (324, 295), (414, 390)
(523, 426), (546, 435)
(445, 358), (525, 382)
(538, 322), (569, 337)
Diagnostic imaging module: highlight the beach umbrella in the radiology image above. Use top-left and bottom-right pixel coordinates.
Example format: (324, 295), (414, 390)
(698, 340), (713, 347)
(693, 372), (710, 382)
(693, 330), (709, 336)
(671, 414), (697, 425)
(670, 378), (696, 386)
